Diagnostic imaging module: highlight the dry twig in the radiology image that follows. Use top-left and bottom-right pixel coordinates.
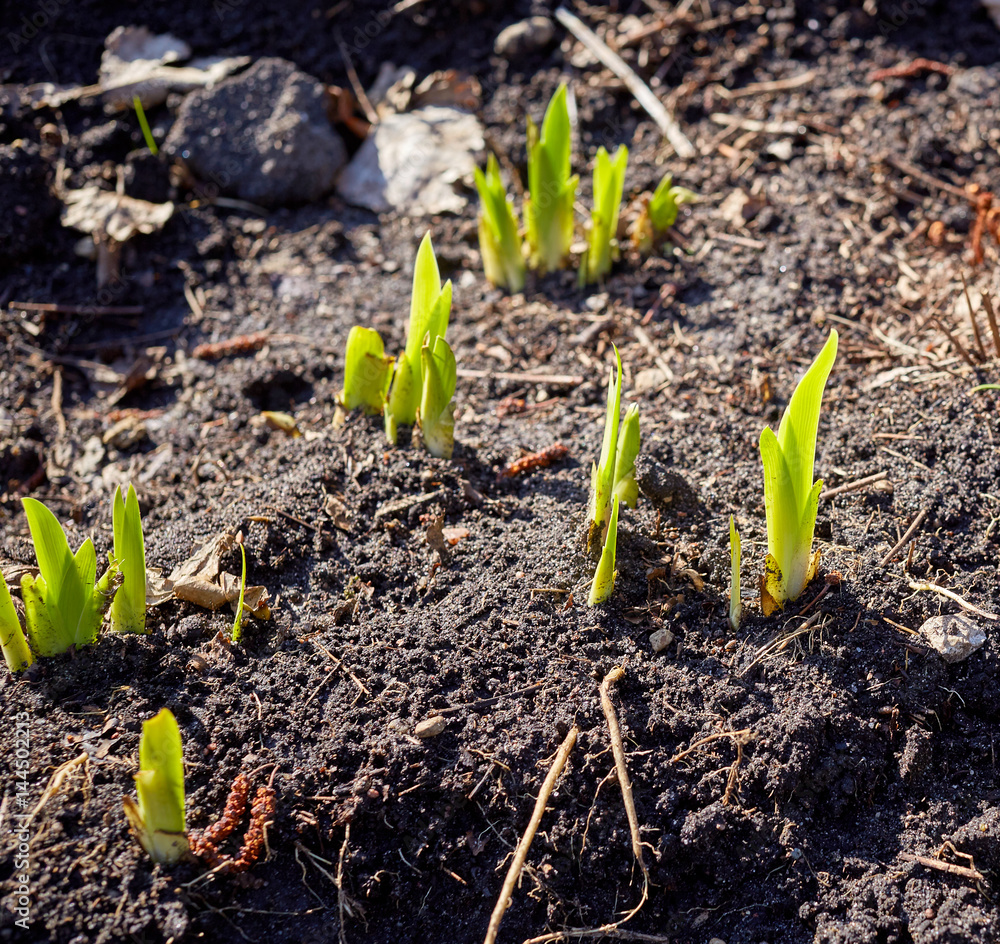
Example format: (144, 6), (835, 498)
(820, 471), (888, 500)
(482, 726), (578, 944)
(907, 581), (1000, 621)
(554, 7), (694, 158)
(879, 509), (928, 567)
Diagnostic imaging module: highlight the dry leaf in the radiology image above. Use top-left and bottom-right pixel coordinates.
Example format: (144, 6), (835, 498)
(323, 493), (351, 532)
(425, 514), (446, 553)
(261, 411), (301, 437)
(441, 526), (469, 546)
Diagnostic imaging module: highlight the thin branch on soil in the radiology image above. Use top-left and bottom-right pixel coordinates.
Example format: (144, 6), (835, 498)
(553, 7), (695, 158)
(51, 367), (67, 439)
(457, 368), (584, 386)
(522, 670), (653, 944)
(882, 155), (971, 201)
(27, 753), (89, 826)
(183, 282), (205, 321)
(900, 852), (984, 884)
(879, 509), (928, 567)
(334, 31), (379, 125)
(712, 70), (816, 100)
(960, 272), (989, 362)
(722, 736), (746, 806)
(8, 300), (144, 315)
(907, 581), (1000, 621)
(671, 729), (754, 764)
(930, 317), (979, 369)
(633, 326), (674, 381)
(980, 290), (1000, 358)
(739, 613), (824, 678)
(482, 725), (578, 944)
(311, 640), (371, 696)
(820, 471), (888, 500)
(598, 667), (650, 891)
(439, 681), (546, 715)
(525, 931), (674, 943)
(337, 824), (352, 944)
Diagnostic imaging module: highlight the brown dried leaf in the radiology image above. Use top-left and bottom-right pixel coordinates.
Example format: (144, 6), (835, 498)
(441, 526), (469, 546)
(323, 493), (351, 532)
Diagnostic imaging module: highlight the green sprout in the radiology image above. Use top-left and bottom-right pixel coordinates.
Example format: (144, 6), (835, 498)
(759, 329), (839, 615)
(110, 484), (147, 635)
(525, 84), (579, 274)
(338, 326), (394, 416)
(588, 346), (641, 550)
(588, 495), (620, 606)
(474, 154), (525, 292)
(384, 233), (453, 444)
(0, 571), (33, 673)
(417, 335), (457, 459)
(729, 515), (742, 632)
(133, 95), (159, 156)
(231, 543), (247, 644)
(580, 145), (628, 286)
(587, 348), (640, 606)
(123, 708), (189, 864)
(20, 497), (119, 657)
(633, 173), (697, 254)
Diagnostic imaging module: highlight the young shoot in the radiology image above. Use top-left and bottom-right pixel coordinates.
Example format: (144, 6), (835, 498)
(633, 173), (697, 254)
(589, 346), (641, 552)
(474, 154), (526, 292)
(588, 495), (620, 606)
(231, 542), (248, 644)
(338, 326), (394, 416)
(133, 95), (159, 156)
(110, 484), (147, 635)
(759, 329), (839, 615)
(385, 233), (453, 444)
(0, 571), (33, 673)
(729, 515), (742, 633)
(123, 708), (189, 865)
(580, 145), (628, 286)
(525, 83), (579, 274)
(20, 498), (119, 657)
(417, 335), (457, 459)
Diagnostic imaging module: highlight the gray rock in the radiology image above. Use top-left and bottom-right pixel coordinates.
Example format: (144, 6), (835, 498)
(164, 57), (346, 208)
(918, 613), (987, 663)
(494, 16), (555, 57)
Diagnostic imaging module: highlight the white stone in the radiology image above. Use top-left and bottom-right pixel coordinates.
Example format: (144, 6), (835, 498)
(919, 614), (987, 663)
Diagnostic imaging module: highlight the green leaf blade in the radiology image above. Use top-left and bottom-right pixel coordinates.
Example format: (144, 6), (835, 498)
(776, 329), (839, 512)
(728, 515), (742, 632)
(0, 571), (33, 672)
(339, 326), (394, 415)
(417, 336), (457, 459)
(22, 498), (86, 649)
(612, 403), (640, 509)
(759, 329), (838, 612)
(231, 544), (247, 643)
(589, 346), (623, 527)
(110, 485), (148, 635)
(588, 495), (620, 606)
(127, 708), (188, 863)
(476, 155), (525, 292)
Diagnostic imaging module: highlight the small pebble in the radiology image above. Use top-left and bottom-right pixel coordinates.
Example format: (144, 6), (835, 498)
(650, 628), (674, 653)
(494, 16), (554, 57)
(414, 716), (446, 739)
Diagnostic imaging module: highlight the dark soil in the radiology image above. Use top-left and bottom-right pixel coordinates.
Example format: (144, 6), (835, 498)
(2, 2), (1000, 943)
